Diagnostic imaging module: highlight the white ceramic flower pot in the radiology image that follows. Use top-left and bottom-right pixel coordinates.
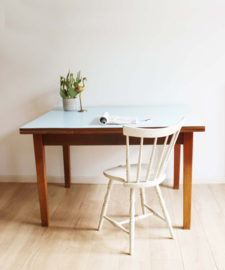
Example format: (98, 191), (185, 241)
(62, 98), (78, 111)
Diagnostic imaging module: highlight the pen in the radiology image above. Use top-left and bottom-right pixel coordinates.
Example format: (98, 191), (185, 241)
(139, 119), (151, 122)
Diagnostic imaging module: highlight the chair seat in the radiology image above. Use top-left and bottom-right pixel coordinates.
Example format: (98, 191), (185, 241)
(103, 164), (166, 187)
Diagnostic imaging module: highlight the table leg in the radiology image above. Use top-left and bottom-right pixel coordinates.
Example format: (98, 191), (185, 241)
(63, 145), (71, 188)
(33, 134), (49, 227)
(173, 144), (181, 189)
(183, 132), (193, 229)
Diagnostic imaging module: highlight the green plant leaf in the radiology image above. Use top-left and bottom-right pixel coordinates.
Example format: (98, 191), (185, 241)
(62, 80), (66, 89)
(60, 89), (67, 99)
(68, 88), (78, 98)
(67, 70), (70, 80)
(74, 82), (79, 88)
(73, 90), (78, 97)
(66, 81), (72, 89)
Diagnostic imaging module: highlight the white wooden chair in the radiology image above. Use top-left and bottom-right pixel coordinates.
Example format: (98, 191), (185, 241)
(98, 118), (185, 255)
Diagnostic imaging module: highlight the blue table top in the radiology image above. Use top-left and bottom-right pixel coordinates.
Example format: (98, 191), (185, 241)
(20, 105), (205, 131)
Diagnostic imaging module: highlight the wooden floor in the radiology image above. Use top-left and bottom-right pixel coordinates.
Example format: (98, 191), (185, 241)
(0, 183), (225, 270)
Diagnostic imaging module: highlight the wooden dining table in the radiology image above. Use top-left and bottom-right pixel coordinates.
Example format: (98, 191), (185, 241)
(20, 105), (205, 229)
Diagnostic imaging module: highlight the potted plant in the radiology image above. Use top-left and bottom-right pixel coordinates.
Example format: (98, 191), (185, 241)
(60, 70), (82, 111)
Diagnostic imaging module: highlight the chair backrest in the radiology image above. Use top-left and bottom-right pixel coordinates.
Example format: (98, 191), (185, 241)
(123, 118), (185, 183)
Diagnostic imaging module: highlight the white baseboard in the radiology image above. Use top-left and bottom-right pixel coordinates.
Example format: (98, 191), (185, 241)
(0, 175), (225, 184)
(190, 177), (225, 184)
(0, 175), (108, 184)
(164, 177), (225, 185)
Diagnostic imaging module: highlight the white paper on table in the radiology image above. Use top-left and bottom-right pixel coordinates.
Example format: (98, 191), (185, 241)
(99, 112), (138, 125)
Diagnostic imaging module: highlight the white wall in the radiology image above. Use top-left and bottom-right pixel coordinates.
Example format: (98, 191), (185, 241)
(0, 0), (225, 184)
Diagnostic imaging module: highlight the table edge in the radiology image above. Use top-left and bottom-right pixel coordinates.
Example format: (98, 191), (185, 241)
(20, 126), (205, 134)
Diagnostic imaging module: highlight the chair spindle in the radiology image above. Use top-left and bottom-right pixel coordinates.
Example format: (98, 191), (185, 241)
(153, 136), (169, 179)
(126, 136), (131, 182)
(136, 137), (144, 182)
(145, 137), (157, 182)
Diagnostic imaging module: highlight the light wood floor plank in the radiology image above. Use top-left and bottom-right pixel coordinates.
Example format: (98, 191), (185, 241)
(1, 184), (66, 270)
(0, 184), (40, 269)
(148, 186), (184, 270)
(86, 185), (125, 270)
(208, 184), (225, 216)
(57, 185), (104, 270)
(168, 186), (217, 270)
(151, 260), (184, 270)
(20, 185), (86, 270)
(193, 184), (225, 270)
(0, 183), (224, 270)
(118, 186), (151, 270)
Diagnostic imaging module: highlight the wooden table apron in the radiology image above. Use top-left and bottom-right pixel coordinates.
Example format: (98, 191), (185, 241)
(28, 128), (193, 229)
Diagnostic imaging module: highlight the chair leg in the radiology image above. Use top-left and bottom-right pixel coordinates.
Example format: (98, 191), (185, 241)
(129, 188), (135, 255)
(155, 185), (175, 239)
(140, 188), (146, 214)
(98, 179), (113, 231)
